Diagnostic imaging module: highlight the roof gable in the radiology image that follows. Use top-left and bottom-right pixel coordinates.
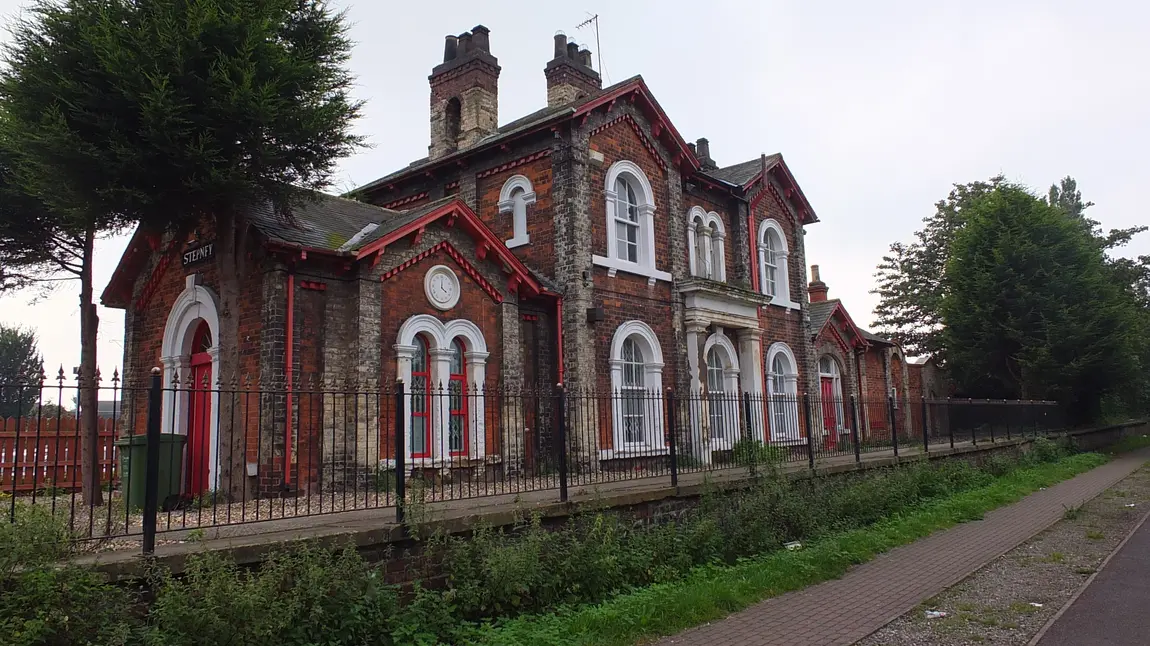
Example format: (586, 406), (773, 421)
(710, 154), (818, 225)
(354, 198), (548, 298)
(810, 299), (869, 349)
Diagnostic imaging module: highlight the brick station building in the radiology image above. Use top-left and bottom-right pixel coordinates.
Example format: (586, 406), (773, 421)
(102, 25), (935, 494)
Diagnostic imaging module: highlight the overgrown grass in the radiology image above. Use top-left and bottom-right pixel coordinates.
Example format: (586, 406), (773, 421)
(0, 440), (1108, 646)
(466, 452), (1107, 646)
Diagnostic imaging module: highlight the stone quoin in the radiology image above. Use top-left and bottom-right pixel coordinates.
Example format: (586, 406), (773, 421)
(100, 25), (936, 494)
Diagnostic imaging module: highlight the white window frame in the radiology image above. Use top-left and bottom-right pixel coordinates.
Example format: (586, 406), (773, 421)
(498, 174), (536, 249)
(818, 355), (846, 434)
(394, 314), (489, 465)
(766, 341), (801, 443)
(702, 331), (741, 449)
(593, 160), (671, 284)
(758, 219), (799, 309)
(604, 320), (666, 458)
(686, 206), (726, 282)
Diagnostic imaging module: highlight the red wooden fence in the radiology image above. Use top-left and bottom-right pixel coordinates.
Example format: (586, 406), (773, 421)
(0, 416), (119, 493)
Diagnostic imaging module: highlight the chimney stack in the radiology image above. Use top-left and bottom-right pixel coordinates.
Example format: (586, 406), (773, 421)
(545, 31), (602, 107)
(695, 138), (717, 170)
(428, 25), (501, 160)
(808, 265), (829, 302)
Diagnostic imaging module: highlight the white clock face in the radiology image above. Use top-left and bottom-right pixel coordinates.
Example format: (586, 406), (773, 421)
(424, 265), (460, 310)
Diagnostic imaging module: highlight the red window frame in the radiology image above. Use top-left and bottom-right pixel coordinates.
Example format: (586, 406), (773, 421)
(448, 339), (469, 456)
(410, 335), (432, 459)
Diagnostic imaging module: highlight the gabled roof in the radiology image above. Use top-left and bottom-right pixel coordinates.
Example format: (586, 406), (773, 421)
(101, 192), (553, 308)
(354, 76), (702, 196)
(706, 154), (818, 225)
(354, 198), (549, 298)
(859, 328), (896, 346)
(808, 298), (870, 349)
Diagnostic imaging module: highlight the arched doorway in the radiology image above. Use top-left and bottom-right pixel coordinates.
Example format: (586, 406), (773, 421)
(186, 321), (213, 495)
(818, 356), (845, 449)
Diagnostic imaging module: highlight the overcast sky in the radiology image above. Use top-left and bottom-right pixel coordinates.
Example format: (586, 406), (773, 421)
(1, 0), (1147, 383)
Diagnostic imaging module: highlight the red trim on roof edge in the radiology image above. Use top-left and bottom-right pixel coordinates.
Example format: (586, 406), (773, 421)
(574, 78), (700, 172)
(355, 199), (546, 298)
(379, 241), (504, 304)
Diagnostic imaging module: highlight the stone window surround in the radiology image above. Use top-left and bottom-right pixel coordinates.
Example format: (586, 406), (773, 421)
(766, 341), (802, 443)
(701, 330), (741, 449)
(687, 206), (727, 282)
(758, 218), (800, 310)
(394, 314), (490, 465)
(497, 174), (536, 249)
(159, 274), (222, 491)
(601, 319), (667, 459)
(592, 160), (672, 286)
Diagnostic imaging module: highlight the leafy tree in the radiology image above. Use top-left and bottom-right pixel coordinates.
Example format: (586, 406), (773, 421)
(0, 0), (362, 497)
(940, 183), (1140, 423)
(873, 176), (1149, 361)
(871, 176), (1006, 358)
(0, 325), (44, 419)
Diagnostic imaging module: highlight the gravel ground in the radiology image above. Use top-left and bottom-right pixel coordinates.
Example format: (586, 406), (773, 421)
(859, 465), (1150, 646)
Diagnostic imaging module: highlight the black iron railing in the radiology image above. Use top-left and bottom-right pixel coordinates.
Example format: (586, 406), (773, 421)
(1, 375), (1063, 553)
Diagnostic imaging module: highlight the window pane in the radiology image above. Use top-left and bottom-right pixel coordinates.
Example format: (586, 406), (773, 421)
(411, 413), (426, 454)
(622, 392), (645, 443)
(450, 340), (464, 373)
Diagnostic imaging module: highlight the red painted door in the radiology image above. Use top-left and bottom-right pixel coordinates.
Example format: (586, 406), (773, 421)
(820, 377), (838, 449)
(186, 323), (213, 496)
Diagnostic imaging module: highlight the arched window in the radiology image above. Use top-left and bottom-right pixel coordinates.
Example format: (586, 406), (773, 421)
(607, 320), (666, 455)
(620, 338), (646, 444)
(686, 207), (726, 282)
(594, 161), (670, 283)
(395, 315), (490, 463)
(447, 338), (467, 456)
(411, 335), (432, 458)
(444, 97), (461, 143)
(615, 177), (640, 263)
(758, 219), (797, 308)
(766, 342), (800, 442)
(705, 348), (731, 442)
(498, 174), (536, 248)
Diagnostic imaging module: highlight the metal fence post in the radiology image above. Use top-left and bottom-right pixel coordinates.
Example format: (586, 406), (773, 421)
(666, 389), (679, 488)
(1005, 399), (1012, 440)
(556, 383), (568, 503)
(394, 380), (406, 525)
(921, 397), (929, 453)
(888, 396), (899, 457)
(849, 395), (861, 464)
(947, 397), (955, 448)
(970, 399), (977, 446)
(804, 393), (815, 470)
(142, 367), (162, 556)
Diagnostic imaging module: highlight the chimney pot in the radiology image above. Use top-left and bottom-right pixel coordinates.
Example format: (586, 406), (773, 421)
(807, 264), (829, 302)
(567, 41), (580, 59)
(579, 48), (593, 68)
(443, 35), (458, 62)
(471, 25), (490, 52)
(553, 33), (568, 58)
(687, 142), (697, 155)
(458, 31), (472, 54)
(696, 138), (711, 161)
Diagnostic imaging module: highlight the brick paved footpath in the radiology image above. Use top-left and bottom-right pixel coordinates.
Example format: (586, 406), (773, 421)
(658, 449), (1150, 646)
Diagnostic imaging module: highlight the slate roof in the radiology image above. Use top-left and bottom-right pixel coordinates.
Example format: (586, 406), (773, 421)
(808, 299), (839, 335)
(703, 153), (782, 187)
(249, 192), (401, 252)
(344, 196), (459, 251)
(859, 328), (896, 346)
(354, 77), (645, 194)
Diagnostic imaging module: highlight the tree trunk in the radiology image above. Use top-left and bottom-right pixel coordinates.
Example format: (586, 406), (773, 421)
(79, 226), (103, 506)
(215, 209), (248, 500)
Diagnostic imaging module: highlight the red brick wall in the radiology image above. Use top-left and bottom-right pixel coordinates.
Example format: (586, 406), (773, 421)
(753, 187), (810, 399)
(475, 156), (556, 277)
(378, 246), (504, 456)
(587, 117), (678, 450)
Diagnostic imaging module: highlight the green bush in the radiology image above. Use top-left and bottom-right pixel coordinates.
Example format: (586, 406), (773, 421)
(145, 546), (400, 646)
(0, 503), (135, 646)
(0, 442), (1084, 646)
